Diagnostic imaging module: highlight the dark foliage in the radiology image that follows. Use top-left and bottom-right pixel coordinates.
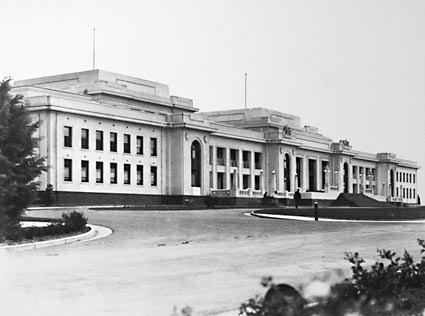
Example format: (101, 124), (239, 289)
(61, 211), (88, 232)
(3, 211), (88, 242)
(0, 78), (45, 232)
(240, 240), (425, 316)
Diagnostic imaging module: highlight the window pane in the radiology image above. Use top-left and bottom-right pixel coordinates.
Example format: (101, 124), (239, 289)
(150, 138), (157, 156)
(81, 129), (89, 149)
(151, 166), (157, 186)
(124, 134), (131, 153)
(124, 164), (131, 184)
(137, 165), (143, 185)
(137, 136), (143, 155)
(110, 132), (117, 152)
(110, 163), (117, 184)
(96, 131), (103, 151)
(64, 159), (72, 181)
(64, 126), (72, 147)
(96, 162), (103, 183)
(81, 160), (89, 182)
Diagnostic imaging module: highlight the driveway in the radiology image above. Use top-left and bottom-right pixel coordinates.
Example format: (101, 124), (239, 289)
(1, 208), (424, 316)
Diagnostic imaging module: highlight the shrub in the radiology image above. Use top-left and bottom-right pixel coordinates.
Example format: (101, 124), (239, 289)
(240, 240), (425, 316)
(1, 211), (88, 242)
(62, 211), (87, 232)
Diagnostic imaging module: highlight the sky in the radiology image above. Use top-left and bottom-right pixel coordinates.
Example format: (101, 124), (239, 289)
(1, 0), (424, 200)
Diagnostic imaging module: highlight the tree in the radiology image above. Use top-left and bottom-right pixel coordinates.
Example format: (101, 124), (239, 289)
(0, 78), (45, 231)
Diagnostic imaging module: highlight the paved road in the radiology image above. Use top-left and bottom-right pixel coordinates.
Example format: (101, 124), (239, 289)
(2, 208), (425, 316)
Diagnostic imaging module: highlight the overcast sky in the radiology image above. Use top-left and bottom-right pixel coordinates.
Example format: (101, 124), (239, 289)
(1, 0), (424, 199)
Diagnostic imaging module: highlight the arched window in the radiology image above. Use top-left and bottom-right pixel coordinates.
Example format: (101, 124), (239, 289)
(191, 141), (201, 187)
(390, 169), (395, 197)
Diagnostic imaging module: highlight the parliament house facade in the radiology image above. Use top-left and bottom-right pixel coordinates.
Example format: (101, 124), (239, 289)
(13, 70), (420, 205)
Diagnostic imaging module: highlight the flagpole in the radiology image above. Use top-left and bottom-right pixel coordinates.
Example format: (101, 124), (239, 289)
(93, 28), (96, 70)
(244, 73), (247, 110)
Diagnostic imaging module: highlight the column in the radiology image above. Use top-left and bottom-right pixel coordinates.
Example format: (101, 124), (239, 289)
(212, 146), (217, 189)
(250, 150), (255, 194)
(238, 149), (243, 192)
(338, 161), (344, 192)
(290, 155), (296, 192)
(324, 169), (330, 192)
(225, 147), (230, 189)
(356, 167), (360, 194)
(261, 171), (264, 193)
(348, 163), (353, 193)
(278, 153), (284, 193)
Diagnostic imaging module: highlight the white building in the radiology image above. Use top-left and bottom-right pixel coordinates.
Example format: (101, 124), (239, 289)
(13, 70), (420, 206)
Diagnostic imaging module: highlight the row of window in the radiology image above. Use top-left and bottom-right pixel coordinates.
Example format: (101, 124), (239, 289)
(397, 172), (416, 184)
(396, 187), (416, 199)
(64, 126), (158, 156)
(352, 166), (375, 178)
(211, 172), (262, 190)
(209, 146), (262, 169)
(64, 159), (158, 186)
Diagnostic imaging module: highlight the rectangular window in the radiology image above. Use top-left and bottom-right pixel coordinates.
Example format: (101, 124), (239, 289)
(96, 161), (103, 183)
(255, 175), (261, 190)
(243, 174), (250, 189)
(209, 146), (213, 165)
(124, 134), (131, 154)
(209, 171), (213, 188)
(96, 130), (103, 151)
(81, 160), (89, 182)
(216, 147), (225, 166)
(254, 152), (262, 169)
(110, 132), (117, 152)
(64, 126), (72, 147)
(64, 159), (72, 181)
(230, 149), (237, 167)
(124, 164), (131, 184)
(137, 165), (143, 185)
(110, 163), (117, 184)
(217, 172), (225, 189)
(151, 166), (157, 186)
(136, 136), (143, 155)
(242, 151), (250, 168)
(150, 138), (157, 156)
(81, 128), (89, 149)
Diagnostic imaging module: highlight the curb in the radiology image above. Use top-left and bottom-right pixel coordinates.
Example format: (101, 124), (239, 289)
(250, 211), (425, 223)
(0, 224), (97, 251)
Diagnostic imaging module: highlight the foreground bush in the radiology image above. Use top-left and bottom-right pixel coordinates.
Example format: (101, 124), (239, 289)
(1, 211), (88, 242)
(62, 211), (88, 232)
(240, 239), (425, 316)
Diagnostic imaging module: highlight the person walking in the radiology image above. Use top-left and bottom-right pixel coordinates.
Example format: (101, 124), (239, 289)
(294, 189), (301, 209)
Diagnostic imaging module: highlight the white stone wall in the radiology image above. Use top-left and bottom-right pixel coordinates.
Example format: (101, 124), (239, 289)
(45, 111), (163, 194)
